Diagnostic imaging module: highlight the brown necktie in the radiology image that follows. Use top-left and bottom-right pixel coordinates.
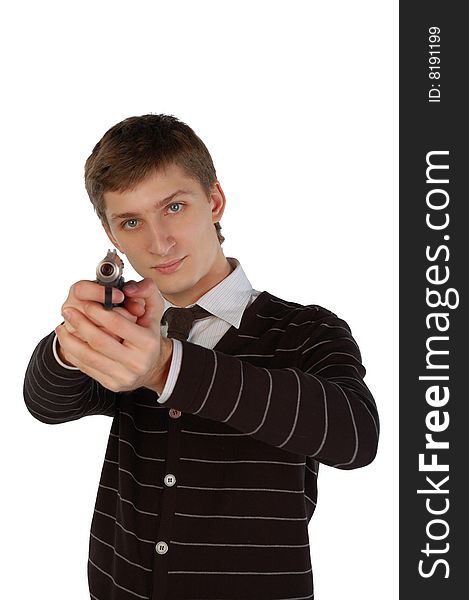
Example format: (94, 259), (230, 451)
(162, 305), (211, 341)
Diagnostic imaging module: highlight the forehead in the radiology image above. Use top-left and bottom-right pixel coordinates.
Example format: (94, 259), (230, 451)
(104, 164), (207, 218)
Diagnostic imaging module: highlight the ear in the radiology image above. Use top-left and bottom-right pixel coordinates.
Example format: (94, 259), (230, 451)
(102, 222), (125, 254)
(209, 181), (226, 223)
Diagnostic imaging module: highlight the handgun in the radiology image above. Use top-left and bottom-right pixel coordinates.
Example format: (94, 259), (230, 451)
(96, 249), (125, 310)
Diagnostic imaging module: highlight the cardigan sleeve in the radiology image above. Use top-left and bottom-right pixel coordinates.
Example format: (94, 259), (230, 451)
(23, 330), (117, 424)
(164, 313), (379, 469)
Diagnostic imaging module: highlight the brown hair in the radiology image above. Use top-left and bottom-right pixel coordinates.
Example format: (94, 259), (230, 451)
(84, 114), (224, 244)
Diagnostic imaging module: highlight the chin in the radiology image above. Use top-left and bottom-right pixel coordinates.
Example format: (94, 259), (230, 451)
(155, 277), (189, 293)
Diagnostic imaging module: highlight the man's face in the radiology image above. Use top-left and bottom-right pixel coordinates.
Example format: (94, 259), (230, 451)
(102, 163), (229, 307)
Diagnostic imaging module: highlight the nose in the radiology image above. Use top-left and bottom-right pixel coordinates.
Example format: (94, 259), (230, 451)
(146, 219), (176, 257)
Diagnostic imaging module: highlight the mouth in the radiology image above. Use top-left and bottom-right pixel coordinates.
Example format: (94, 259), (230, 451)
(153, 257), (186, 274)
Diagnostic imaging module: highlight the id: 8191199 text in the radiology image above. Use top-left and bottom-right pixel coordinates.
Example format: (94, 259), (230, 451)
(428, 26), (441, 103)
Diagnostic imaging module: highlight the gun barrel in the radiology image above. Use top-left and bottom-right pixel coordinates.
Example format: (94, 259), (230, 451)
(96, 249), (124, 285)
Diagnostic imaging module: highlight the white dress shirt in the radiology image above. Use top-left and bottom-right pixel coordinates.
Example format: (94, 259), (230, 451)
(53, 257), (261, 402)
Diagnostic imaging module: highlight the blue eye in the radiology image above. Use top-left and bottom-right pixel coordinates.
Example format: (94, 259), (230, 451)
(168, 202), (183, 213)
(122, 218), (139, 230)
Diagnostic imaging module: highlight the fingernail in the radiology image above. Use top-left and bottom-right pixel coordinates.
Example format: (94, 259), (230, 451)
(114, 290), (125, 302)
(62, 309), (72, 321)
(124, 284), (137, 293)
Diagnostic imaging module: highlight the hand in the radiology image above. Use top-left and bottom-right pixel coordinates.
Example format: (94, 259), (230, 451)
(57, 280), (139, 366)
(56, 278), (173, 394)
(60, 280), (139, 343)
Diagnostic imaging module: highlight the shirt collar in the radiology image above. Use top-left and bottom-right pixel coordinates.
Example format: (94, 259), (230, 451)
(162, 257), (254, 329)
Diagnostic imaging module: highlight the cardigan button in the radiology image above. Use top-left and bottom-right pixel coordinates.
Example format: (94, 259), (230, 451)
(169, 409), (182, 419)
(156, 541), (169, 555)
(164, 474), (176, 487)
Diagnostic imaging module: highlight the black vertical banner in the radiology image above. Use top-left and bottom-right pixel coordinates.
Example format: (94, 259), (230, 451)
(400, 2), (467, 598)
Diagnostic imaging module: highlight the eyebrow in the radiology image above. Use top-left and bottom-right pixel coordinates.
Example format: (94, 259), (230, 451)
(109, 189), (191, 221)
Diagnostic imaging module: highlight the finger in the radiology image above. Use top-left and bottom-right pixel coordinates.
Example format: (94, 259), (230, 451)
(63, 320), (76, 335)
(122, 278), (164, 330)
(65, 300), (107, 329)
(102, 306), (136, 342)
(55, 324), (123, 389)
(62, 306), (135, 344)
(62, 292), (129, 328)
(122, 279), (138, 295)
(55, 324), (80, 367)
(122, 279), (137, 294)
(122, 297), (146, 318)
(63, 315), (127, 343)
(69, 280), (125, 305)
(116, 280), (145, 318)
(62, 307), (139, 363)
(65, 300), (135, 329)
(62, 319), (88, 342)
(113, 306), (139, 322)
(98, 326), (123, 343)
(79, 300), (154, 348)
(123, 278), (162, 300)
(56, 324), (86, 367)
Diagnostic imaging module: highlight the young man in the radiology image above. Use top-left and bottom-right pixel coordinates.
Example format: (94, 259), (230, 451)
(24, 114), (379, 600)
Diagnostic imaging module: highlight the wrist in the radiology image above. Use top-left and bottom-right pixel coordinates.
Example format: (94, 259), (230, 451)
(149, 337), (173, 395)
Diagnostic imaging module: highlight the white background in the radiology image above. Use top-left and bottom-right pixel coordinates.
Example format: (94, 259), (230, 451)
(2, 1), (398, 598)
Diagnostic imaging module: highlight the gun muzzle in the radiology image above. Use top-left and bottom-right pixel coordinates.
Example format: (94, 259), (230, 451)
(96, 249), (125, 309)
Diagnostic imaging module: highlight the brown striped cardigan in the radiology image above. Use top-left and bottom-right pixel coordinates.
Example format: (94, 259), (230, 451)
(23, 290), (379, 600)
